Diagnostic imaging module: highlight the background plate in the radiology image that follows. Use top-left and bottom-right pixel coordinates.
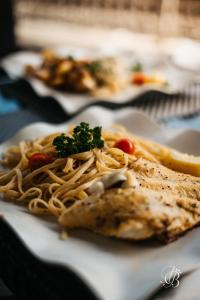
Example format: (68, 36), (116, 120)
(1, 48), (189, 113)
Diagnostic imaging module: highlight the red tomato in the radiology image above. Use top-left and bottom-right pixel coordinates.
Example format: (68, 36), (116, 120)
(114, 138), (135, 154)
(132, 73), (146, 85)
(28, 153), (54, 170)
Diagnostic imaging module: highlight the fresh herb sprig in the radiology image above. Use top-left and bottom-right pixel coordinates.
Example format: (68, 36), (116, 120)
(131, 62), (143, 72)
(53, 122), (104, 157)
(88, 61), (103, 75)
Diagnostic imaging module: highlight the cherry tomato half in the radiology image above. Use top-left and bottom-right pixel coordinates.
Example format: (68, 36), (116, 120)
(29, 153), (54, 170)
(114, 138), (135, 154)
(132, 73), (146, 85)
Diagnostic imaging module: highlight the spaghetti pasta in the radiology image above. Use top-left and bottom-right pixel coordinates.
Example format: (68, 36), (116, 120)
(0, 125), (139, 218)
(1, 123), (200, 226)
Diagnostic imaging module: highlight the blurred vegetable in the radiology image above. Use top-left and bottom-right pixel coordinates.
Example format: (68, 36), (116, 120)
(131, 62), (143, 72)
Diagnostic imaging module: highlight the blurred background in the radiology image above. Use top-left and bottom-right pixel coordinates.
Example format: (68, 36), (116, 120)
(1, 0), (200, 56)
(0, 0), (200, 130)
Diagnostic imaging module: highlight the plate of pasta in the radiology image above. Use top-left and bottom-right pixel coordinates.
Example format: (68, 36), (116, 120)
(1, 48), (184, 113)
(1, 107), (200, 300)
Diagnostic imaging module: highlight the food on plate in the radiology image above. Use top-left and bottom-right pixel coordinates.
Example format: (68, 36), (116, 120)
(132, 72), (167, 86)
(131, 62), (167, 86)
(25, 50), (169, 97)
(131, 62), (143, 73)
(25, 50), (127, 96)
(0, 122), (200, 243)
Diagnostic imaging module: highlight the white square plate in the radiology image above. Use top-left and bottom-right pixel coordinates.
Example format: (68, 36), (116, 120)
(0, 107), (200, 300)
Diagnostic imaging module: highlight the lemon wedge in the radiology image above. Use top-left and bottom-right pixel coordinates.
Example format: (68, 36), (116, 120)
(163, 150), (200, 177)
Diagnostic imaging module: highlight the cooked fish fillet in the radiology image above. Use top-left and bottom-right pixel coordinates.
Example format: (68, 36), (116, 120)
(59, 158), (200, 242)
(133, 159), (200, 200)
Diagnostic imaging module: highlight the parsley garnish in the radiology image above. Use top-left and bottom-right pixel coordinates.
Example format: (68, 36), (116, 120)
(53, 122), (104, 157)
(88, 61), (103, 75)
(132, 62), (143, 72)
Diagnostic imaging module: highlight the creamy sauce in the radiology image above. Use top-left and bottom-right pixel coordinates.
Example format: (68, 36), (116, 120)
(88, 170), (139, 195)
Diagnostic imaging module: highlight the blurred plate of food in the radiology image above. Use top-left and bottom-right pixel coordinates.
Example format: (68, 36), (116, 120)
(0, 47), (188, 113)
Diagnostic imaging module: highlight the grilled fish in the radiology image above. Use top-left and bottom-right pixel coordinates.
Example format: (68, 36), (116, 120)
(59, 158), (200, 242)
